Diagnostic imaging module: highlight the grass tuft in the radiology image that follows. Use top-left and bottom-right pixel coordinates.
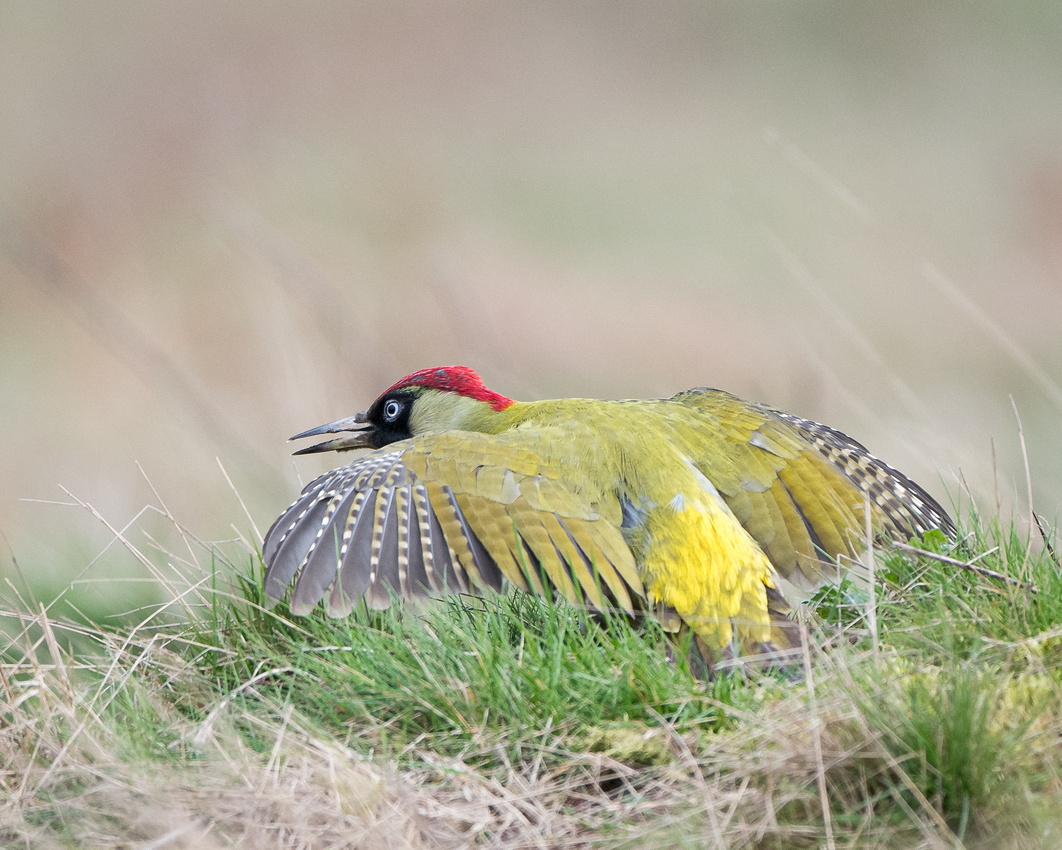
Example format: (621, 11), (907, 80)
(2, 511), (1060, 847)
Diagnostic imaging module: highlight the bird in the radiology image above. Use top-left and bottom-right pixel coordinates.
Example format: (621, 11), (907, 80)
(263, 366), (954, 672)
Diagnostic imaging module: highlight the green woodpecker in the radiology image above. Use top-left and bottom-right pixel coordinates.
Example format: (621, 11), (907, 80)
(263, 366), (953, 669)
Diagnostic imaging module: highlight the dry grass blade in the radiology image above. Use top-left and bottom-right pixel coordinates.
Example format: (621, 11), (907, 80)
(801, 633), (836, 850)
(193, 665), (294, 747)
(891, 542), (1038, 593)
(644, 705), (727, 848)
(865, 495), (879, 664)
(138, 460), (203, 574)
(57, 487), (204, 615)
(217, 456), (262, 543)
(1031, 512), (1059, 569)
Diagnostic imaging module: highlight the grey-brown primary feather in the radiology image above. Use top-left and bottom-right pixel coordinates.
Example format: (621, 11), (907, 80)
(264, 492), (332, 600)
(367, 487), (401, 610)
(290, 488), (359, 615)
(333, 490), (376, 612)
(399, 485), (430, 594)
(294, 487), (356, 615)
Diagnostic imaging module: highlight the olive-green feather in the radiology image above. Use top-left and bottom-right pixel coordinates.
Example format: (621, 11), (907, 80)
(406, 431), (636, 603)
(667, 386), (949, 592)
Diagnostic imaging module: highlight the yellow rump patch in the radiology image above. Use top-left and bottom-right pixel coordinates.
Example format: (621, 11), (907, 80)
(643, 495), (774, 649)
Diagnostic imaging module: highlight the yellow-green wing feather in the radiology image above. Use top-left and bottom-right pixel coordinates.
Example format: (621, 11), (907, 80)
(262, 429), (644, 617)
(669, 387), (954, 591)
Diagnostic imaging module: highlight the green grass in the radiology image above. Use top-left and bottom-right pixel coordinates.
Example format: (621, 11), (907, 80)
(2, 514), (1061, 848)
(191, 574), (757, 758)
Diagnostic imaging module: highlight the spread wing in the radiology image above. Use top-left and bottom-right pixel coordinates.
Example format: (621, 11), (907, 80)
(669, 388), (955, 591)
(263, 431), (644, 617)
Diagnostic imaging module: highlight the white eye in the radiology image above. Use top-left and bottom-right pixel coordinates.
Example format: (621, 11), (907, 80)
(383, 400), (402, 421)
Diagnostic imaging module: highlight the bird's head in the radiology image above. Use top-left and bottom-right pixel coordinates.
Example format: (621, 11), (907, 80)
(290, 366), (515, 455)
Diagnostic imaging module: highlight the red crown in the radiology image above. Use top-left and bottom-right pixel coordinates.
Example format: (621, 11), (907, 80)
(383, 366), (513, 411)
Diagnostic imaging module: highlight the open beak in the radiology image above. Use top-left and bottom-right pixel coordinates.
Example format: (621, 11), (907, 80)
(289, 411), (374, 455)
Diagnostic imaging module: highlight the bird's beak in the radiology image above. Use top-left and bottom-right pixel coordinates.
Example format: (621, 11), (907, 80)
(289, 411), (374, 455)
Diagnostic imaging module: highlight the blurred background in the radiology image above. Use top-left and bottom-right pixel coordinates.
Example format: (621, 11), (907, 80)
(2, 2), (1060, 618)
